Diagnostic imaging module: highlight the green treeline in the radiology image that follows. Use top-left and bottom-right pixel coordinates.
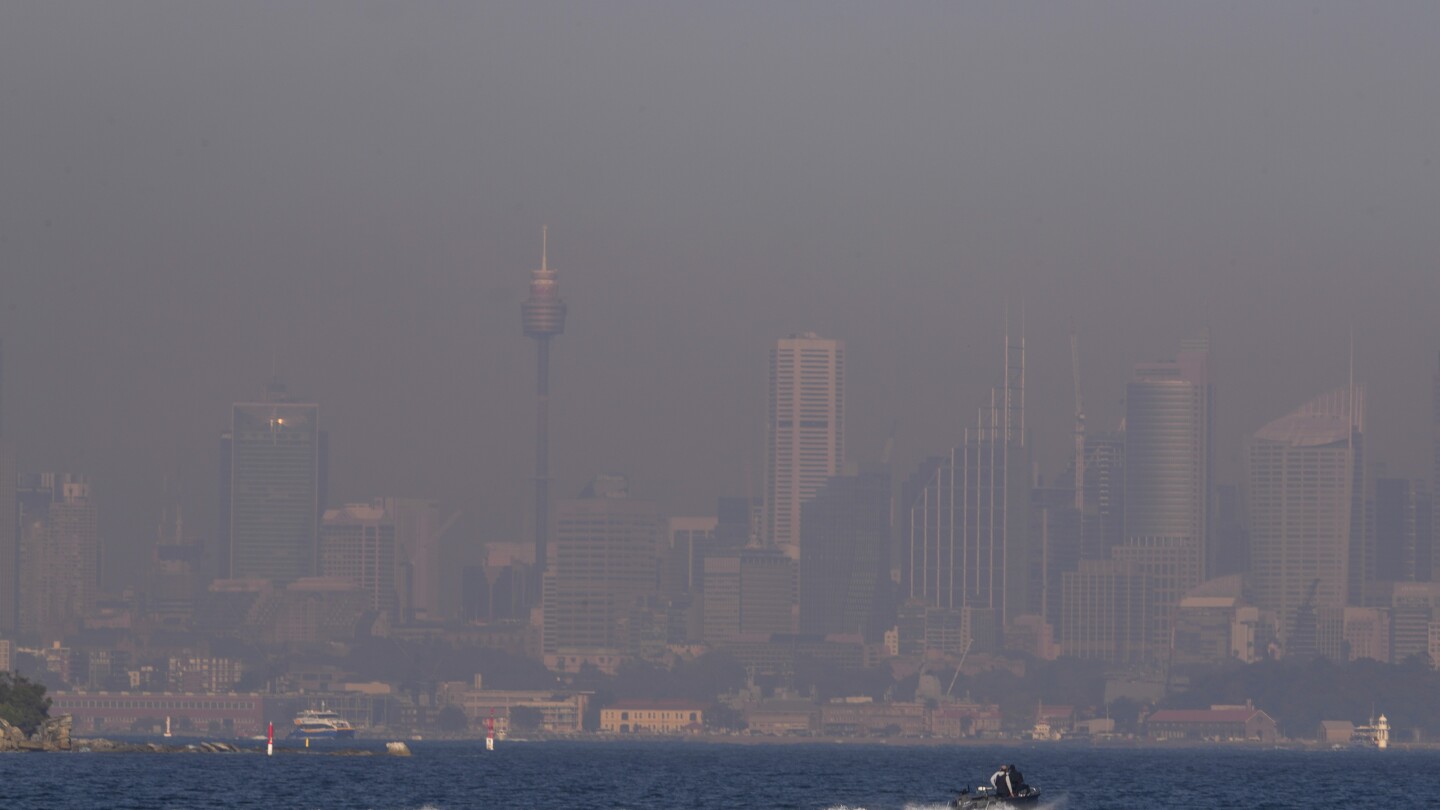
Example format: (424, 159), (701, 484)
(0, 672), (52, 736)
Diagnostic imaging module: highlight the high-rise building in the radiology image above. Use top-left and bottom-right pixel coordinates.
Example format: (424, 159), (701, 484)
(662, 516), (717, 601)
(714, 497), (759, 549)
(521, 228), (567, 589)
(903, 331), (1029, 637)
(1211, 484), (1250, 580)
(0, 340), (16, 634)
(1079, 432), (1125, 561)
(150, 501), (203, 629)
(17, 473), (98, 636)
(1060, 559), (1151, 663)
(1432, 352), (1440, 587)
(1118, 333), (1213, 651)
(320, 502), (398, 617)
(383, 497), (448, 622)
(1373, 478), (1432, 584)
(701, 546), (793, 642)
(542, 477), (661, 663)
(220, 380), (325, 584)
(1247, 387), (1364, 651)
(765, 333), (844, 559)
(798, 469), (889, 637)
(1029, 480), (1080, 633)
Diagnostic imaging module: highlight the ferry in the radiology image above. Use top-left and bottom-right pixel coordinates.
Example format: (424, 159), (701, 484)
(288, 708), (357, 740)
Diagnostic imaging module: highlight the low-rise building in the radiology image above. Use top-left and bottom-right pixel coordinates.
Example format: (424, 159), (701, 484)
(1144, 702), (1277, 743)
(600, 700), (704, 733)
(743, 699), (819, 736)
(436, 681), (588, 735)
(1318, 720), (1355, 745)
(930, 703), (1003, 738)
(819, 699), (927, 737)
(52, 691), (265, 737)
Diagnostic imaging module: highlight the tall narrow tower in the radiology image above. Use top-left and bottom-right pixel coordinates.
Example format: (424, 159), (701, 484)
(0, 339), (16, 633)
(521, 227), (567, 585)
(765, 333), (844, 559)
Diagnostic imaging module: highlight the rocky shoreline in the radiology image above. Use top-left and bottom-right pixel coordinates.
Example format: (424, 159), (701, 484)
(1, 714), (386, 754)
(0, 714), (73, 752)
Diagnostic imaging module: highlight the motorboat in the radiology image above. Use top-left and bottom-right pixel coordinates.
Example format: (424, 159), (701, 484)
(950, 785), (1043, 809)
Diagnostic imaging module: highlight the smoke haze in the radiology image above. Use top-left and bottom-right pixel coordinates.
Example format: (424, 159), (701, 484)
(2, 2), (1438, 588)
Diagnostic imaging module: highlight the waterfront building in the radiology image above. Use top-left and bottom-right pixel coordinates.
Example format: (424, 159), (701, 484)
(599, 700), (704, 734)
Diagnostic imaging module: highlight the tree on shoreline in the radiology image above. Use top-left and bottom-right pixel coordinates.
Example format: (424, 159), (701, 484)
(0, 673), (52, 736)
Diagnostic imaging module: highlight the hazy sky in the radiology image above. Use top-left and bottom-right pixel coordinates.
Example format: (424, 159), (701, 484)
(2, 2), (1438, 588)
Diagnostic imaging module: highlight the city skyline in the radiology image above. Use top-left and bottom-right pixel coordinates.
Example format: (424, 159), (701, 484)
(4, 4), (1440, 594)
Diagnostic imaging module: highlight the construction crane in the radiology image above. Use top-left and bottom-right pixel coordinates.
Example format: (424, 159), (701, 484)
(1070, 327), (1086, 512)
(945, 637), (974, 699)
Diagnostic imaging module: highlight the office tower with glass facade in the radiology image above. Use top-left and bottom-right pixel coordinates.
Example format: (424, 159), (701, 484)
(798, 469), (890, 637)
(1247, 386), (1364, 651)
(904, 337), (1030, 642)
(765, 333), (844, 559)
(1372, 477), (1431, 584)
(221, 381), (324, 584)
(1117, 333), (1213, 651)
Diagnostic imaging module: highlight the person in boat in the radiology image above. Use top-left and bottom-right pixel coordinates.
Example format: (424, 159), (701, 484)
(989, 764), (1011, 796)
(1006, 764), (1027, 796)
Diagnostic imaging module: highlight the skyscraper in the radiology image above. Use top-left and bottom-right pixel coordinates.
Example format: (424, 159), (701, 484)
(765, 333), (844, 559)
(542, 476), (661, 666)
(0, 340), (16, 634)
(1247, 387), (1364, 650)
(221, 380), (324, 584)
(798, 469), (890, 637)
(1117, 333), (1213, 651)
(383, 497), (448, 622)
(1078, 431), (1125, 561)
(521, 227), (567, 588)
(17, 473), (98, 636)
(904, 330), (1029, 636)
(1433, 352), (1440, 586)
(150, 500), (203, 629)
(1372, 477), (1430, 583)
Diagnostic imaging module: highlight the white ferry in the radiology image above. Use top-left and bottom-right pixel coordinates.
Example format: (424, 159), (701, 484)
(288, 708), (357, 740)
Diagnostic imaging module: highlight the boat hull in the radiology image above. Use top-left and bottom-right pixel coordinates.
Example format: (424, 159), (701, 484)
(287, 727), (357, 740)
(951, 788), (1042, 809)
